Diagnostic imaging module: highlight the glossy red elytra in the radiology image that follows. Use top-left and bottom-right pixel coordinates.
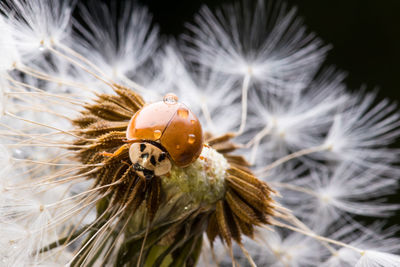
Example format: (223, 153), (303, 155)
(126, 93), (203, 178)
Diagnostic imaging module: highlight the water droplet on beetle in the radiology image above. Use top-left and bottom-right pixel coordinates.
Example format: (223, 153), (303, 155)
(163, 93), (178, 104)
(188, 134), (196, 144)
(176, 145), (180, 150)
(153, 130), (162, 139)
(177, 108), (189, 118)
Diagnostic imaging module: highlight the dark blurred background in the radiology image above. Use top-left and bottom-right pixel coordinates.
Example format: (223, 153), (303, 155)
(138, 0), (400, 100)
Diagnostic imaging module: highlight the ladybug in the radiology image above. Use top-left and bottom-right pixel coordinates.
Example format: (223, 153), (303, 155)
(126, 93), (203, 179)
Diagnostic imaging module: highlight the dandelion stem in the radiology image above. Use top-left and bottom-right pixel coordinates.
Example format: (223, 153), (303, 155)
(67, 208), (124, 266)
(269, 181), (320, 198)
(11, 157), (100, 167)
(55, 207), (94, 260)
(201, 101), (216, 133)
(47, 45), (115, 89)
(256, 144), (329, 174)
(137, 221), (151, 267)
(271, 219), (364, 254)
(237, 72), (252, 135)
(55, 42), (112, 82)
(238, 243), (257, 267)
(7, 91), (82, 105)
(12, 102), (72, 120)
(246, 124), (273, 148)
(5, 143), (90, 149)
(16, 64), (94, 93)
(285, 213), (338, 254)
(120, 74), (156, 96)
(39, 225), (90, 253)
(5, 75), (85, 105)
(248, 124), (273, 164)
(42, 202), (112, 262)
(5, 111), (89, 141)
(45, 181), (121, 208)
(102, 212), (134, 264)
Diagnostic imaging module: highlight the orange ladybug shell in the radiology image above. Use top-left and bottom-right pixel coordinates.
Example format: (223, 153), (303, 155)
(126, 100), (203, 167)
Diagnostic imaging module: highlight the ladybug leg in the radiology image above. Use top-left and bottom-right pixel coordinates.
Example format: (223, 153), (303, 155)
(132, 163), (155, 183)
(99, 144), (130, 158)
(99, 151), (115, 157)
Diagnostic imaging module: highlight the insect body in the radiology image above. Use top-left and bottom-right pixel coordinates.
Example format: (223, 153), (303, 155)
(126, 93), (203, 179)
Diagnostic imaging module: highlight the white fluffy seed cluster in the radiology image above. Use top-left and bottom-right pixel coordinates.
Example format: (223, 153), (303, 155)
(0, 0), (399, 266)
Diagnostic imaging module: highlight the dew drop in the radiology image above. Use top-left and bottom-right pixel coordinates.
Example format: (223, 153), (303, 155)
(163, 93), (178, 104)
(176, 145), (180, 150)
(153, 130), (162, 139)
(188, 134), (196, 144)
(177, 108), (189, 119)
(190, 120), (195, 124)
(38, 40), (45, 51)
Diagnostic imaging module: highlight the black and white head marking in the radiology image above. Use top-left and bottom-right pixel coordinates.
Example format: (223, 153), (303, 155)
(129, 142), (172, 179)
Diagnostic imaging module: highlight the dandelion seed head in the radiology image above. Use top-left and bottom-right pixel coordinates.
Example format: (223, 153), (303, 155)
(282, 163), (400, 229)
(0, 223), (31, 265)
(1, 0), (74, 60)
(355, 250), (400, 267)
(72, 1), (159, 83)
(247, 229), (325, 267)
(322, 92), (400, 171)
(322, 224), (400, 266)
(0, 18), (20, 73)
(246, 71), (348, 166)
(0, 0), (399, 266)
(184, 1), (329, 90)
